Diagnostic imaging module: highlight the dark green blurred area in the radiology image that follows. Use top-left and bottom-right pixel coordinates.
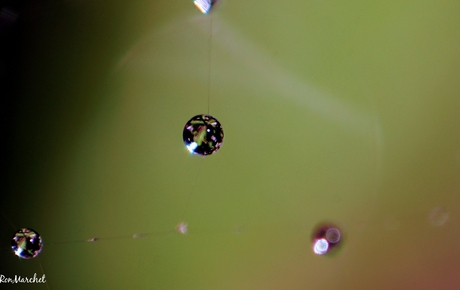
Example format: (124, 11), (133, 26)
(1, 1), (460, 289)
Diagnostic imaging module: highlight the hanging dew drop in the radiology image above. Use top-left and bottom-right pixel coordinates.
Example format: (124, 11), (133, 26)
(183, 114), (224, 156)
(11, 228), (43, 259)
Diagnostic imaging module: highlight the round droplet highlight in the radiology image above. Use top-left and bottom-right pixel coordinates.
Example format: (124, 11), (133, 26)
(312, 223), (343, 256)
(11, 228), (43, 259)
(183, 114), (224, 156)
(313, 239), (329, 255)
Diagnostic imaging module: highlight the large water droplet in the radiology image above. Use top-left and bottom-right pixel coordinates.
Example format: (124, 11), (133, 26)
(183, 114), (224, 156)
(312, 224), (343, 256)
(11, 228), (43, 259)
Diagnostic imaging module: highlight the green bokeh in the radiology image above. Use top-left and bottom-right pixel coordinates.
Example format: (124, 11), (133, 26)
(2, 1), (460, 289)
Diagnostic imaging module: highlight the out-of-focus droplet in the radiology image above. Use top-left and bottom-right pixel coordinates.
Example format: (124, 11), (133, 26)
(176, 222), (188, 234)
(312, 223), (343, 256)
(428, 206), (449, 227)
(11, 228), (43, 259)
(325, 228), (341, 243)
(183, 114), (224, 156)
(194, 0), (218, 14)
(133, 233), (147, 239)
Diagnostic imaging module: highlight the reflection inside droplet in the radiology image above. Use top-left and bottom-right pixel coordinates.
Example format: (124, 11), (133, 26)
(11, 228), (43, 259)
(186, 142), (198, 153)
(183, 114), (224, 156)
(312, 223), (343, 256)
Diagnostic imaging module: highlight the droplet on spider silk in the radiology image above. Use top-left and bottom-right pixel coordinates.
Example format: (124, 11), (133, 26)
(194, 0), (218, 14)
(312, 223), (343, 256)
(183, 114), (224, 156)
(428, 206), (449, 227)
(11, 228), (43, 259)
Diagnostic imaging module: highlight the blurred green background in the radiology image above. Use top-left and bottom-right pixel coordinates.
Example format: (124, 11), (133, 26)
(1, 0), (460, 289)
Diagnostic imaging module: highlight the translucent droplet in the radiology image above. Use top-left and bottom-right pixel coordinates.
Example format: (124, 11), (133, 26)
(183, 114), (224, 156)
(325, 228), (341, 243)
(176, 222), (188, 234)
(133, 233), (147, 239)
(428, 206), (449, 227)
(312, 223), (343, 256)
(194, 0), (218, 14)
(11, 228), (43, 259)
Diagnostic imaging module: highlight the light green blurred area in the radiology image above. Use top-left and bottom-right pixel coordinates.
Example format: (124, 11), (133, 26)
(1, 0), (460, 289)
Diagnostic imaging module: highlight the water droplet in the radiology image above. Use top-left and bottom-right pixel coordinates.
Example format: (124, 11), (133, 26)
(428, 206), (449, 227)
(325, 228), (341, 243)
(133, 233), (147, 239)
(183, 114), (224, 156)
(11, 228), (43, 259)
(193, 0), (218, 14)
(312, 223), (343, 256)
(176, 222), (188, 234)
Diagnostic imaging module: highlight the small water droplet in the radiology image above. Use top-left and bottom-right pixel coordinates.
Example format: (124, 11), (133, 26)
(133, 233), (147, 239)
(312, 223), (343, 256)
(193, 0), (218, 14)
(428, 206), (449, 227)
(176, 222), (188, 234)
(183, 114), (224, 156)
(11, 228), (43, 259)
